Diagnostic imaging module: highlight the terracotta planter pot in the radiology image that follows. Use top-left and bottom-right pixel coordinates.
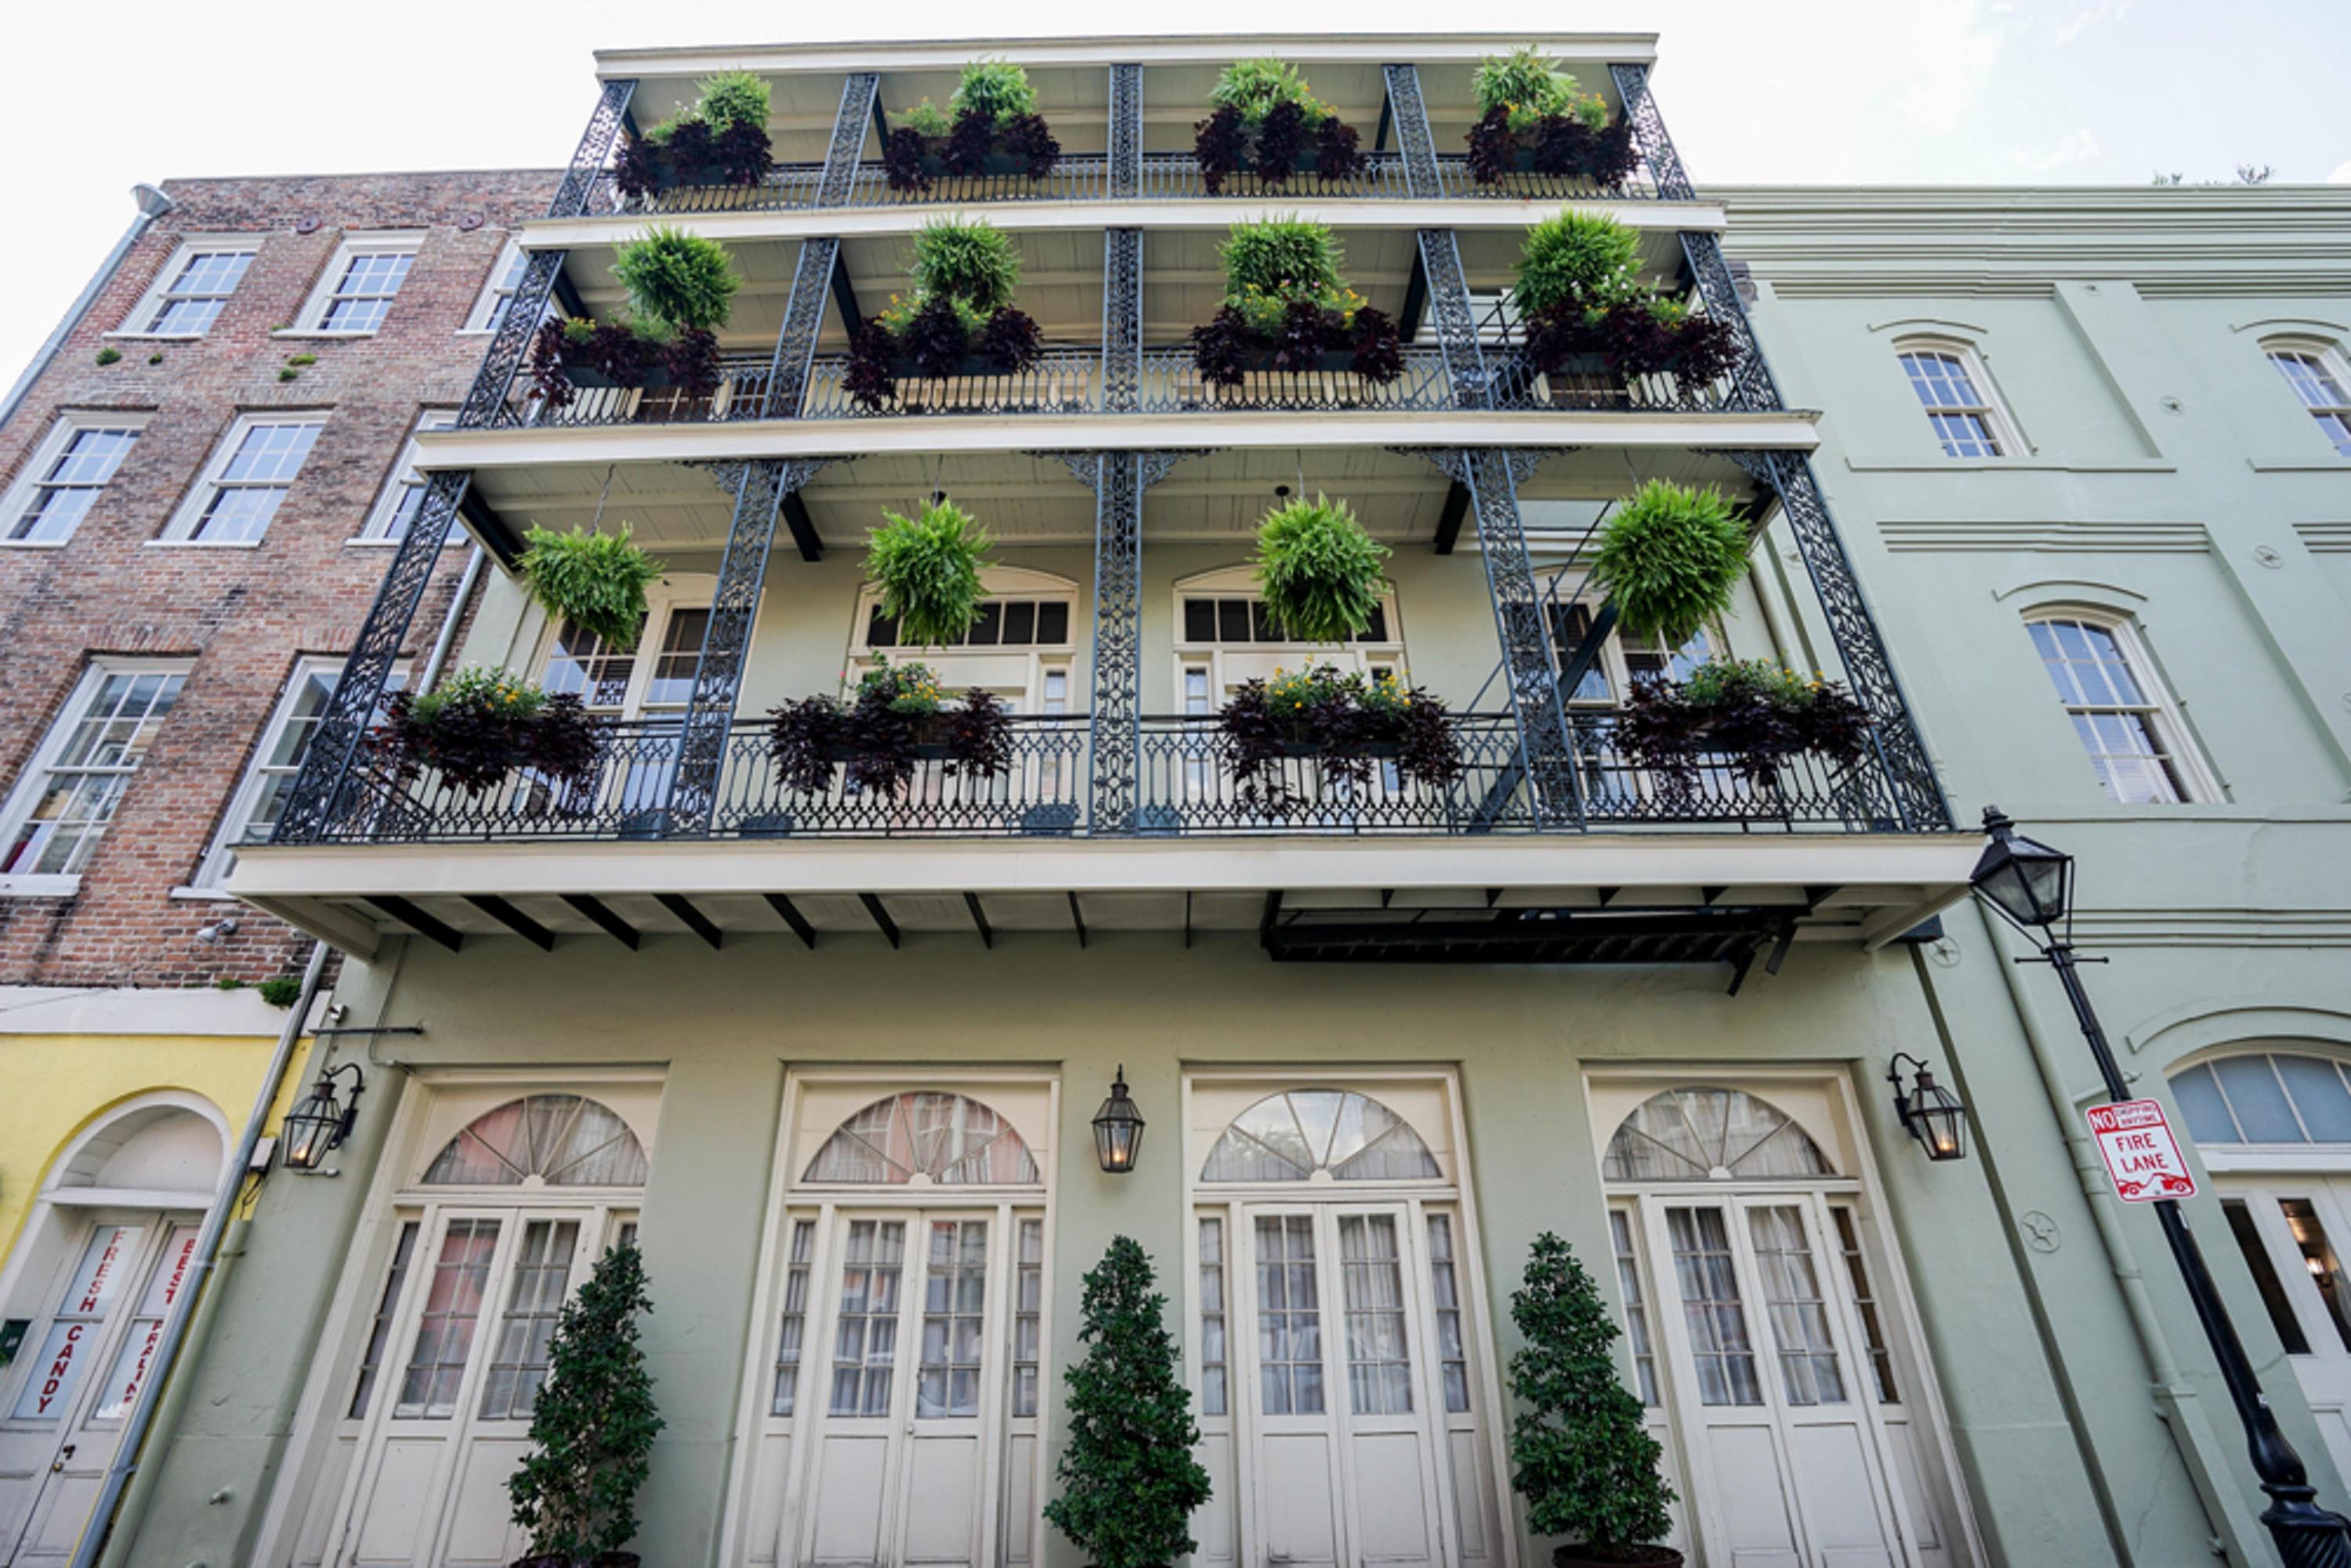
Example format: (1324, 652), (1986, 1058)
(1551, 1545), (1682, 1568)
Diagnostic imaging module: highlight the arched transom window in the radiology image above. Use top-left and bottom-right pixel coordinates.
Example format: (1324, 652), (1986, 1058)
(804, 1092), (1039, 1185)
(422, 1094), (649, 1186)
(1201, 1088), (1440, 1182)
(2172, 1053), (2351, 1146)
(1603, 1087), (1835, 1181)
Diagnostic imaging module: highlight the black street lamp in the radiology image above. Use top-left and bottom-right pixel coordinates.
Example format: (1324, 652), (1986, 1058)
(1092, 1067), (1145, 1175)
(1972, 806), (2351, 1565)
(1886, 1053), (1967, 1162)
(280, 1063), (365, 1172)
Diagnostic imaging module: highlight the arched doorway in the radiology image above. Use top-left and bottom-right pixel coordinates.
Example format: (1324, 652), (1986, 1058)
(1600, 1083), (1972, 1568)
(747, 1080), (1053, 1568)
(316, 1092), (649, 1568)
(0, 1094), (226, 1566)
(2172, 1048), (2351, 1486)
(1188, 1078), (1505, 1568)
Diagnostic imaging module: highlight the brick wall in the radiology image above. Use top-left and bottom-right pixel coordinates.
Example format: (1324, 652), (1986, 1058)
(0, 169), (557, 987)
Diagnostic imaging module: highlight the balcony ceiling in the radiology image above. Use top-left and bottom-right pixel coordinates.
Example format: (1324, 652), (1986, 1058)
(460, 446), (1771, 555)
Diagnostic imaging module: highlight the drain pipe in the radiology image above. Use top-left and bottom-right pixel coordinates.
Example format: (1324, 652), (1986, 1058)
(0, 184), (175, 436)
(67, 939), (329, 1568)
(75, 526), (484, 1568)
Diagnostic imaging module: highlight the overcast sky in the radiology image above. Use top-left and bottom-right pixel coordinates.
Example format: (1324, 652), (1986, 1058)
(5, 0), (2346, 385)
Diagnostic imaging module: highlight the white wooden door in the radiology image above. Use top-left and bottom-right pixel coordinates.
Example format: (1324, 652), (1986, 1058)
(331, 1208), (596, 1568)
(0, 1217), (199, 1565)
(1239, 1206), (1451, 1568)
(801, 1212), (1002, 1568)
(2218, 1177), (2351, 1487)
(1640, 1197), (1914, 1568)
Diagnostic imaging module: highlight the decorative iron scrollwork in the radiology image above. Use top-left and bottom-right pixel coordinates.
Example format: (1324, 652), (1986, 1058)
(1103, 229), (1143, 412)
(819, 75), (881, 208)
(764, 237), (841, 418)
(1109, 64), (1143, 198)
(1608, 64), (1694, 201)
(550, 78), (636, 219)
(458, 248), (563, 430)
(1382, 64), (1442, 198)
(1681, 233), (1780, 413)
(1416, 230), (1491, 410)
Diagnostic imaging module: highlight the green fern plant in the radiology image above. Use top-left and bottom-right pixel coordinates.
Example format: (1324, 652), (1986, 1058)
(1514, 209), (1643, 317)
(1252, 494), (1390, 643)
(1208, 57), (1328, 125)
(1219, 219), (1346, 299)
(520, 523), (668, 649)
(695, 71), (770, 133)
(908, 216), (1023, 313)
(611, 226), (739, 334)
(1474, 46), (1580, 125)
(951, 59), (1039, 127)
(1587, 480), (1748, 647)
(866, 498), (994, 646)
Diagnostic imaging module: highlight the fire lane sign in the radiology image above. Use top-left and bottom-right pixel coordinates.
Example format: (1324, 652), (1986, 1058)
(2087, 1099), (2197, 1204)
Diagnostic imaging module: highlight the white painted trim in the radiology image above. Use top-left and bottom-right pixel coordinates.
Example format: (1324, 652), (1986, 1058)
(160, 412), (330, 543)
(2019, 607), (2223, 805)
(194, 657), (347, 890)
(0, 411), (150, 545)
(114, 234), (262, 338)
(594, 34), (1659, 78)
(288, 230), (422, 335)
(357, 411), (462, 542)
(0, 984), (311, 1038)
(45, 1088), (231, 1197)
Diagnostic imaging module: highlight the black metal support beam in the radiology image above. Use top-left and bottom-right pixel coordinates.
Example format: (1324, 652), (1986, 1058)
(870, 91), (889, 146)
(552, 78), (636, 217)
(550, 270), (589, 323)
(820, 74), (881, 207)
(1108, 64), (1143, 197)
(457, 487), (526, 568)
(563, 894), (639, 950)
(1259, 890), (1284, 949)
(468, 895), (553, 951)
(1432, 480), (1469, 556)
(1067, 893), (1089, 949)
(781, 489), (823, 563)
(1086, 453), (1145, 833)
(1374, 95), (1393, 154)
(1555, 602), (1619, 697)
(657, 893), (723, 950)
(965, 893), (994, 950)
(764, 237), (841, 418)
(765, 893), (817, 950)
(370, 896), (463, 954)
(459, 252), (563, 430)
(860, 893), (901, 948)
(1607, 63), (1694, 201)
(830, 261), (864, 340)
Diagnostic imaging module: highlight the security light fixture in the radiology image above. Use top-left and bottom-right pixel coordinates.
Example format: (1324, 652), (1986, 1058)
(1092, 1066), (1145, 1175)
(1886, 1052), (1966, 1161)
(280, 1062), (365, 1172)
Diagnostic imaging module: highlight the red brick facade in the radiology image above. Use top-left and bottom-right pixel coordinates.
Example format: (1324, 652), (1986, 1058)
(0, 169), (555, 987)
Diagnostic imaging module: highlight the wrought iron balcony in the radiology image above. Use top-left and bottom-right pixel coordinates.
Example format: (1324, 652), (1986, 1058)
(520, 345), (1749, 429)
(580, 151), (1673, 215)
(292, 712), (1922, 848)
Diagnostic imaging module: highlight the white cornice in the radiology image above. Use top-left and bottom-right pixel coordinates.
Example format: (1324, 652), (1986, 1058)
(593, 34), (1659, 78)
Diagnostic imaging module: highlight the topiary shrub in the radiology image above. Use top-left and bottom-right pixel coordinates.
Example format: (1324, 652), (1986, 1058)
(1252, 494), (1390, 643)
(1044, 1237), (1212, 1568)
(1508, 1233), (1677, 1564)
(611, 226), (739, 335)
(520, 524), (668, 650)
(1514, 210), (1643, 317)
(508, 1243), (663, 1568)
(865, 498), (993, 646)
(1587, 481), (1748, 648)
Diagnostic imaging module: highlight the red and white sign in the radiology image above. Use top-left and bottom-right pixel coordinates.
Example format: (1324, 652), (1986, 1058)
(2087, 1099), (2197, 1204)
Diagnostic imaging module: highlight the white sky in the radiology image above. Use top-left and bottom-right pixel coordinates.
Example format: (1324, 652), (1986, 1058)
(5, 0), (2347, 386)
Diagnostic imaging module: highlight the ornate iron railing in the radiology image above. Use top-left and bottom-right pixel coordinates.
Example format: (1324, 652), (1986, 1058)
(288, 712), (1922, 846)
(509, 345), (1748, 429)
(581, 151), (1672, 215)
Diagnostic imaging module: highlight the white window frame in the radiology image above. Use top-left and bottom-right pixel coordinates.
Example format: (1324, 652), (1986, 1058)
(158, 414), (328, 547)
(356, 411), (463, 543)
(285, 232), (422, 337)
(2024, 607), (2219, 805)
(110, 236), (260, 339)
(0, 657), (194, 897)
(0, 413), (149, 548)
(1893, 336), (2020, 459)
(462, 239), (538, 335)
(188, 657), (385, 891)
(1169, 565), (1405, 702)
(2262, 338), (2351, 458)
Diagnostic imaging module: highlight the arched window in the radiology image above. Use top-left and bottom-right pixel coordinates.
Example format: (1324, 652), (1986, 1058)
(422, 1094), (648, 1186)
(1603, 1087), (1835, 1181)
(1200, 1088), (1440, 1182)
(1893, 337), (2014, 457)
(2262, 339), (2351, 456)
(2172, 1053), (2351, 1146)
(2023, 610), (2209, 803)
(803, 1092), (1038, 1185)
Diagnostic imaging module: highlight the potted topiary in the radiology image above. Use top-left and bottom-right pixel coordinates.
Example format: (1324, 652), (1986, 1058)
(527, 228), (739, 405)
(1193, 59), (1368, 194)
(613, 71), (774, 197)
(374, 666), (601, 798)
(1464, 47), (1640, 190)
(1188, 221), (1403, 386)
(520, 524), (668, 650)
(882, 59), (1062, 193)
(507, 1242), (663, 1568)
(1220, 664), (1462, 810)
(1617, 657), (1871, 789)
(1585, 480), (1748, 650)
(843, 219), (1043, 411)
(1509, 212), (1737, 397)
(1044, 1237), (1214, 1568)
(1509, 1233), (1681, 1567)
(767, 662), (1014, 800)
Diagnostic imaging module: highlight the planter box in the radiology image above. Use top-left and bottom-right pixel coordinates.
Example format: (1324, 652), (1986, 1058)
(918, 150), (1042, 179)
(884, 351), (1023, 382)
(1272, 737), (1404, 761)
(1222, 346), (1361, 377)
(562, 360), (677, 392)
(646, 157), (753, 191)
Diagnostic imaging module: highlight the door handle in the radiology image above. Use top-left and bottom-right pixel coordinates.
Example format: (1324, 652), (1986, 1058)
(50, 1443), (74, 1473)
(906, 1421), (915, 1435)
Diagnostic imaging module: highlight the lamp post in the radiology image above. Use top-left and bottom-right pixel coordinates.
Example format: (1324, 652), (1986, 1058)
(1972, 806), (2351, 1566)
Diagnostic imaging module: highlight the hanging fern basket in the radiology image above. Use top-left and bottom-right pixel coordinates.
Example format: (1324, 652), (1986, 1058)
(1251, 494), (1390, 643)
(520, 523), (668, 649)
(1586, 481), (1749, 649)
(865, 498), (994, 647)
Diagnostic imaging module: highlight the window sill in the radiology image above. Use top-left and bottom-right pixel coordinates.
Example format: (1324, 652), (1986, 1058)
(270, 328), (376, 341)
(144, 538), (265, 549)
(101, 330), (209, 342)
(2248, 456), (2350, 472)
(0, 538), (71, 549)
(0, 875), (82, 899)
(168, 885), (238, 902)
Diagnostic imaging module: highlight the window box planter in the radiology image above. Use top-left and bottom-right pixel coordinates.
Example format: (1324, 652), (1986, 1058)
(529, 322), (723, 407)
(1465, 114), (1641, 188)
(883, 122), (1062, 193)
(1220, 665), (1459, 812)
(1615, 661), (1871, 788)
(767, 666), (1013, 799)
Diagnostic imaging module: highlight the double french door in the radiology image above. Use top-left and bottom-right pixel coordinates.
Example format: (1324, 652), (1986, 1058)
(322, 1205), (623, 1568)
(0, 1215), (201, 1566)
(790, 1210), (1012, 1568)
(2216, 1175), (2351, 1489)
(1618, 1191), (1962, 1568)
(1223, 1202), (1494, 1568)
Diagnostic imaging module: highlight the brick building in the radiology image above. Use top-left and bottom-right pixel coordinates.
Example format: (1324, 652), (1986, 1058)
(0, 170), (548, 1534)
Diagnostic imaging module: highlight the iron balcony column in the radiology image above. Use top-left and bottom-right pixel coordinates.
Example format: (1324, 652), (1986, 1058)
(1454, 449), (1581, 827)
(550, 77), (636, 219)
(762, 237), (842, 419)
(1380, 63), (1442, 197)
(1108, 63), (1143, 198)
(1682, 232), (1782, 414)
(1086, 452), (1147, 835)
(817, 74), (881, 207)
(1103, 229), (1142, 413)
(1608, 63), (1695, 201)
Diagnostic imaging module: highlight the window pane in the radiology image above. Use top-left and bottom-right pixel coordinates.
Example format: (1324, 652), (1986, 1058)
(350, 1221), (421, 1418)
(2214, 1058), (2306, 1143)
(2223, 1200), (2309, 1356)
(2172, 1065), (2241, 1145)
(772, 1219), (817, 1416)
(1748, 1206), (1846, 1407)
(1666, 1206), (1760, 1407)
(1198, 1215), (1228, 1417)
(395, 1219), (500, 1419)
(2275, 1057), (2351, 1143)
(477, 1219), (578, 1420)
(830, 1220), (905, 1417)
(1255, 1215), (1324, 1416)
(1339, 1215), (1413, 1416)
(916, 1220), (987, 1419)
(2280, 1200), (2351, 1353)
